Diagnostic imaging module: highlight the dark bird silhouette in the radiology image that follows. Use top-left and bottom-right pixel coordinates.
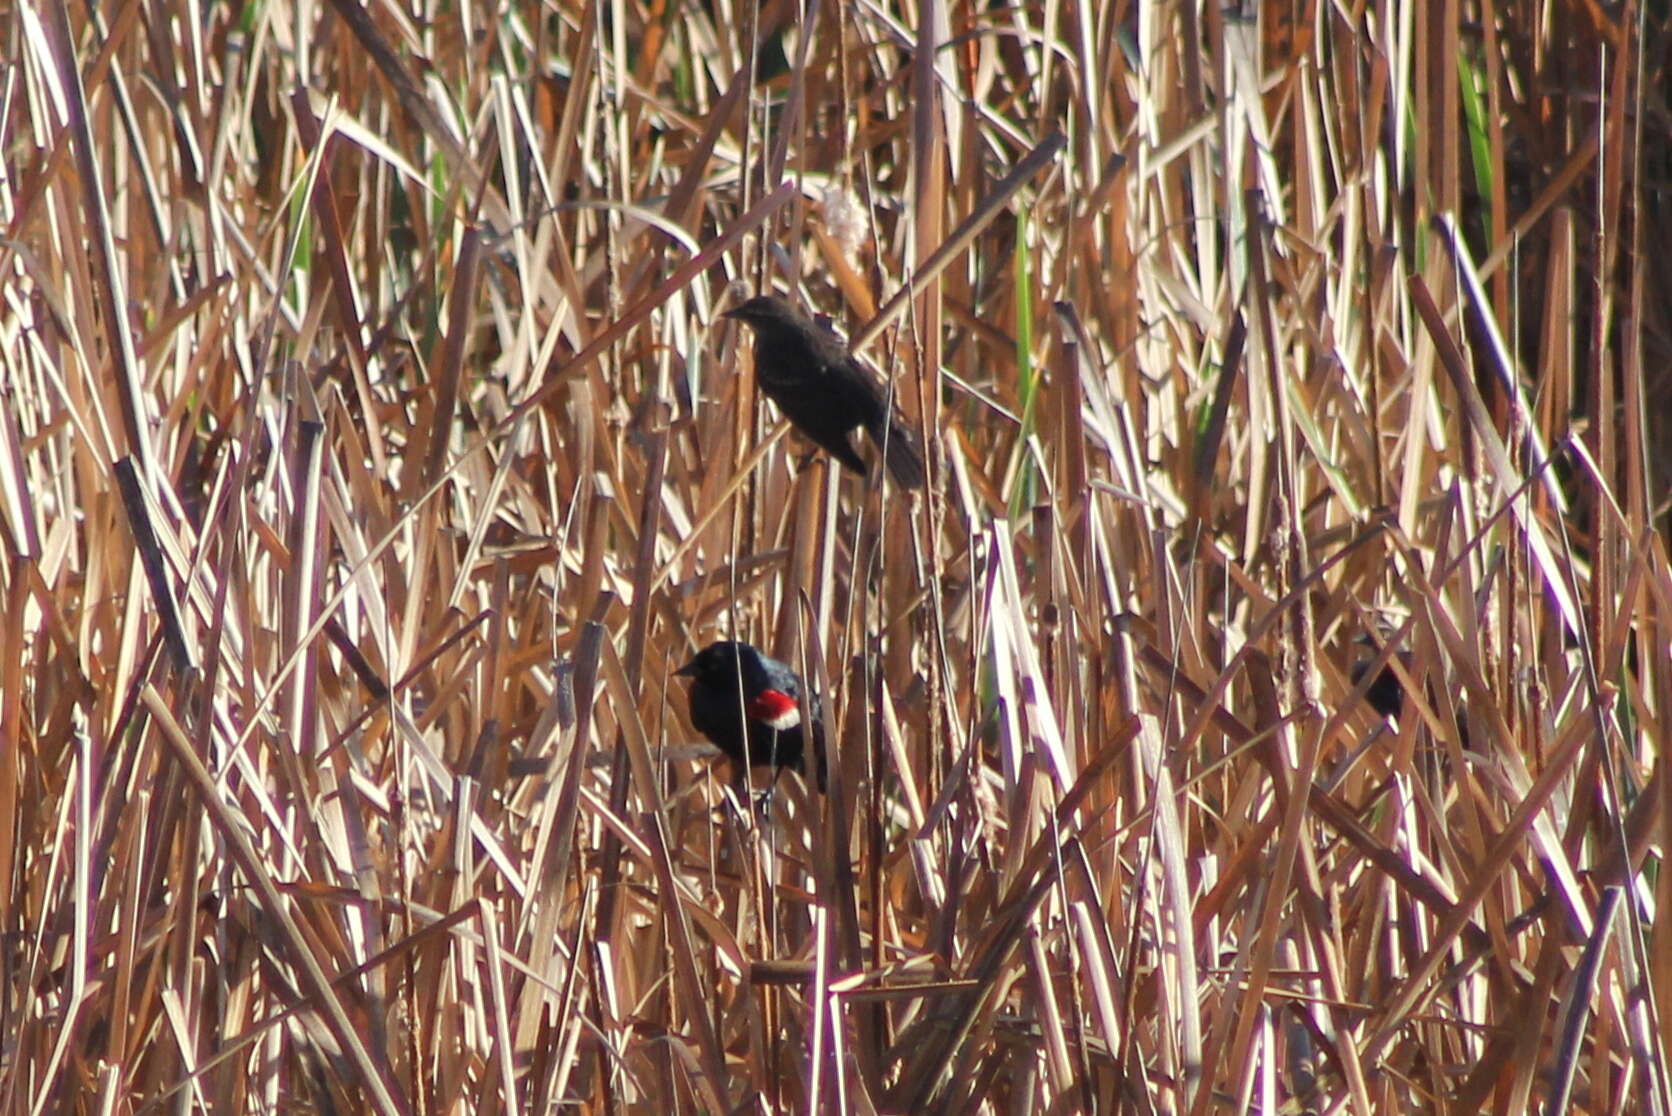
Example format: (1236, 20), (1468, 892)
(1353, 651), (1411, 718)
(676, 640), (827, 791)
(723, 294), (926, 488)
(1351, 641), (1471, 745)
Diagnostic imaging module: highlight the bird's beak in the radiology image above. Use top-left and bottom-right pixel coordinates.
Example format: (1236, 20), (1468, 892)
(720, 306), (743, 320)
(674, 660), (699, 677)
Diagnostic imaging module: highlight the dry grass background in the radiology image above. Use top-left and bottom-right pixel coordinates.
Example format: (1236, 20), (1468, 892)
(2, 0), (1670, 1111)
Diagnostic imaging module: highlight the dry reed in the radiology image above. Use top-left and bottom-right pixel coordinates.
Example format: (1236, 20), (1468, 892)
(2, 0), (1668, 1112)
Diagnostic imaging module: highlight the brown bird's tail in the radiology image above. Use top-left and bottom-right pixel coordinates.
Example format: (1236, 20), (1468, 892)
(869, 417), (926, 489)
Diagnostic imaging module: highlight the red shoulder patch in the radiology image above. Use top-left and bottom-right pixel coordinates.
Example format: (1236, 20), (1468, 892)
(746, 689), (801, 730)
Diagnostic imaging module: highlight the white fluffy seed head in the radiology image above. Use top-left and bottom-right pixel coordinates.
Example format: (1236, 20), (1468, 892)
(821, 183), (867, 265)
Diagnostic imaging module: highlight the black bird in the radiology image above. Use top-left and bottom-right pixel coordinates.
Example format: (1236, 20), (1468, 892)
(1352, 650), (1410, 718)
(676, 640), (827, 791)
(723, 294), (926, 488)
(1352, 641), (1469, 736)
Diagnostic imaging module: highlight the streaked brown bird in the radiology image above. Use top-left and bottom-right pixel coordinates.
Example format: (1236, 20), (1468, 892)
(723, 294), (926, 488)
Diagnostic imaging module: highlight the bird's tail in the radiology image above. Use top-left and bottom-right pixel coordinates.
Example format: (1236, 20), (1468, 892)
(869, 417), (926, 489)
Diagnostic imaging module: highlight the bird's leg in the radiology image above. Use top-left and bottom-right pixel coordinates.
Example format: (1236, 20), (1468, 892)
(758, 764), (794, 817)
(719, 776), (760, 833)
(752, 772), (782, 820)
(724, 771), (780, 825)
(790, 447), (823, 480)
